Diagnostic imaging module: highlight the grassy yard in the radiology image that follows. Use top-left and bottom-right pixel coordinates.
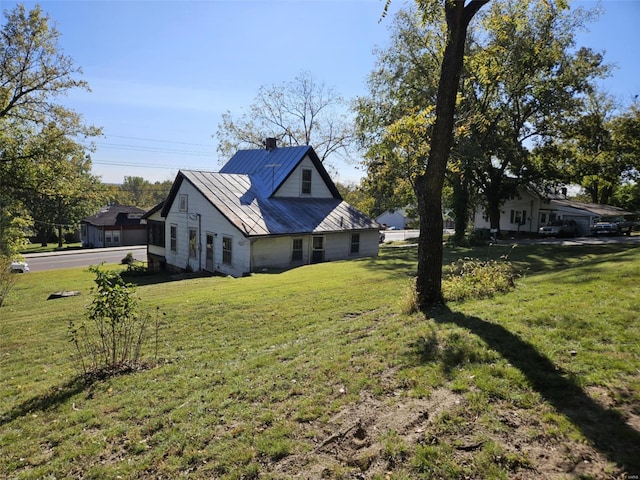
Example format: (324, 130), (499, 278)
(1, 242), (639, 479)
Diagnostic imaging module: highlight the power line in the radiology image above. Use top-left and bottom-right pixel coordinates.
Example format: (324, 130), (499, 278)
(106, 134), (214, 148)
(95, 142), (215, 156)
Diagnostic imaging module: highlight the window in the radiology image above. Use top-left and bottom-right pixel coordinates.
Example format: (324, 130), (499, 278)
(179, 194), (188, 212)
(301, 169), (312, 195)
(222, 236), (232, 265)
(510, 209), (527, 225)
(350, 233), (360, 254)
(292, 238), (303, 261)
(148, 221), (165, 247)
(189, 228), (197, 258)
(170, 225), (177, 252)
(311, 236), (324, 263)
(105, 230), (120, 246)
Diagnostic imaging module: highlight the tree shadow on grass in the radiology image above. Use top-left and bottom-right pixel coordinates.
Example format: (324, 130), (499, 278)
(0, 375), (93, 427)
(428, 306), (640, 474)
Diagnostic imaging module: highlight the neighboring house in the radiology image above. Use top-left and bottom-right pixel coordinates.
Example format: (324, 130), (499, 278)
(80, 205), (147, 248)
(376, 207), (416, 230)
(473, 186), (634, 236)
(144, 141), (381, 276)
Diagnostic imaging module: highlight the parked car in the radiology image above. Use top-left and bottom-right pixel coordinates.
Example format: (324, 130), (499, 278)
(590, 216), (633, 236)
(10, 260), (30, 273)
(538, 219), (578, 237)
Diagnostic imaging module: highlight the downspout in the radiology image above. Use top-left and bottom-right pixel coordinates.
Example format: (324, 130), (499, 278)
(198, 213), (202, 271)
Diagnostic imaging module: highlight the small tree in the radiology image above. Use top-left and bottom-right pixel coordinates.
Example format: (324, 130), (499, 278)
(69, 266), (153, 377)
(0, 255), (18, 308)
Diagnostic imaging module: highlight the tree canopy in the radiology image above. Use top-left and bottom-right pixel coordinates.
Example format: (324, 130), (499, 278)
(215, 70), (355, 170)
(0, 4), (100, 255)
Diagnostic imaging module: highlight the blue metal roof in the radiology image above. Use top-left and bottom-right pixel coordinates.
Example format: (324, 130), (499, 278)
(220, 145), (340, 198)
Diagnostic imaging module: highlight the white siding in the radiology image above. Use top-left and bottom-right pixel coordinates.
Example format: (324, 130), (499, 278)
(164, 180), (250, 277)
(274, 156), (333, 198)
(250, 230), (379, 272)
(474, 190), (540, 233)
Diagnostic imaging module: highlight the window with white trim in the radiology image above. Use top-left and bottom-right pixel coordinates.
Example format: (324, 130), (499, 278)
(170, 225), (177, 252)
(510, 209), (527, 225)
(179, 194), (188, 212)
(350, 233), (360, 254)
(311, 236), (324, 263)
(292, 238), (303, 261)
(222, 236), (232, 265)
(301, 169), (312, 195)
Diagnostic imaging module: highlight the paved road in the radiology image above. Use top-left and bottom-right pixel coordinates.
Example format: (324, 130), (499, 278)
(23, 246), (147, 272)
(381, 229), (640, 246)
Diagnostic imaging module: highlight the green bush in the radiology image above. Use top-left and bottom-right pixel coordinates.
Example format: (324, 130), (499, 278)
(121, 252), (135, 264)
(442, 256), (516, 302)
(69, 265), (158, 378)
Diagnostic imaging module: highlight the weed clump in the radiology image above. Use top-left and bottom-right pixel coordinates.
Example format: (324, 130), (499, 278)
(443, 256), (516, 302)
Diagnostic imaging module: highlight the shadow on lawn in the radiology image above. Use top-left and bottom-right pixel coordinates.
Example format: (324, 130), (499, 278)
(0, 376), (92, 427)
(429, 306), (640, 474)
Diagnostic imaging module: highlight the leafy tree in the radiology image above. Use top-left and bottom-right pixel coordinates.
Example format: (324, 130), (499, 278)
(19, 123), (102, 247)
(370, 0), (487, 307)
(534, 97), (640, 205)
(462, 0), (607, 232)
(215, 70), (354, 167)
(118, 176), (172, 209)
(355, 8), (443, 213)
(414, 0), (487, 307)
(0, 4), (100, 255)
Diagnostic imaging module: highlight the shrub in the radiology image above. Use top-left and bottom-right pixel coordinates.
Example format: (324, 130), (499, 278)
(121, 252), (135, 265)
(442, 256), (516, 302)
(0, 255), (17, 308)
(69, 265), (159, 378)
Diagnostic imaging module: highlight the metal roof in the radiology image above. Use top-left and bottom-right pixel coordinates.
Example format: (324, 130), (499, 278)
(548, 198), (634, 217)
(181, 170), (379, 237)
(220, 145), (341, 198)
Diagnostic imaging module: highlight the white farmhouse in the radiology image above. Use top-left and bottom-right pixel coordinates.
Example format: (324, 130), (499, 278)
(144, 141), (381, 276)
(473, 186), (634, 236)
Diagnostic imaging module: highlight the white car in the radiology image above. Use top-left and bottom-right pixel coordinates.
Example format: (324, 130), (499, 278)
(10, 261), (30, 273)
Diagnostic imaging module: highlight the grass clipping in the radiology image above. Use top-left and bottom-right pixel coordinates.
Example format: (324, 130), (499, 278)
(402, 255), (516, 313)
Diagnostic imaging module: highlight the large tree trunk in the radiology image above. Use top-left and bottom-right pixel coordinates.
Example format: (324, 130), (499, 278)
(452, 173), (470, 243)
(416, 0), (488, 309)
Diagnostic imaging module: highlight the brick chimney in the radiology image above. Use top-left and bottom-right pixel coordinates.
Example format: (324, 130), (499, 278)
(264, 137), (277, 150)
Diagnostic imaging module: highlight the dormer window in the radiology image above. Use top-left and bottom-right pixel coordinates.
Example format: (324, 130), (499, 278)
(301, 169), (312, 195)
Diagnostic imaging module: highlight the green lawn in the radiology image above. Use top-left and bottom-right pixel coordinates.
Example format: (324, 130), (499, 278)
(1, 242), (639, 479)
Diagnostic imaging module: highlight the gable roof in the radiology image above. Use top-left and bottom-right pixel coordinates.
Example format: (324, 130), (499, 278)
(549, 198), (634, 217)
(163, 170), (378, 237)
(82, 205), (146, 227)
(520, 185), (635, 217)
(220, 145), (341, 199)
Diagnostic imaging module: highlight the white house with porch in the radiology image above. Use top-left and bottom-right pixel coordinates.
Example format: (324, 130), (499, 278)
(473, 186), (633, 236)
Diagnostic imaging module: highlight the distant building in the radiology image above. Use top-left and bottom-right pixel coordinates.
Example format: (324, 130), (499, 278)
(80, 205), (147, 248)
(376, 207), (416, 230)
(473, 186), (634, 236)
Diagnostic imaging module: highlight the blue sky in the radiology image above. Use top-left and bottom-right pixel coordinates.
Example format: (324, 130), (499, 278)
(6, 0), (640, 185)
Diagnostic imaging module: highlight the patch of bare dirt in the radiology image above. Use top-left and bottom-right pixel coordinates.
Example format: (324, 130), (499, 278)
(264, 384), (636, 479)
(270, 388), (462, 478)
